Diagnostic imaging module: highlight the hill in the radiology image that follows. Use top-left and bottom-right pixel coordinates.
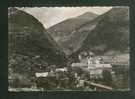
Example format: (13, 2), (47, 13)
(8, 8), (67, 65)
(79, 7), (129, 54)
(48, 12), (98, 55)
(8, 8), (67, 87)
(71, 7), (129, 60)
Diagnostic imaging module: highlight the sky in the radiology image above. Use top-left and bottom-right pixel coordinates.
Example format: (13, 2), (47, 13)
(18, 7), (112, 29)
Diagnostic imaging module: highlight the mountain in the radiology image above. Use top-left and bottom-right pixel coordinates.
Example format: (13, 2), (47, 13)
(8, 8), (68, 82)
(8, 8), (68, 87)
(8, 8), (67, 65)
(47, 12), (98, 55)
(71, 7), (129, 60)
(77, 12), (98, 19)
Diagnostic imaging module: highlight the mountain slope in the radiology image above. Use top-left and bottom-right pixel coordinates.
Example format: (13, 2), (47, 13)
(8, 8), (67, 78)
(71, 7), (129, 60)
(48, 12), (97, 38)
(8, 8), (68, 87)
(48, 12), (98, 55)
(9, 8), (67, 65)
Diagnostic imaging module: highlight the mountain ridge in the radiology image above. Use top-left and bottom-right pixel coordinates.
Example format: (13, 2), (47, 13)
(48, 7), (129, 59)
(47, 11), (99, 55)
(8, 8), (67, 67)
(70, 7), (129, 60)
(47, 12), (98, 41)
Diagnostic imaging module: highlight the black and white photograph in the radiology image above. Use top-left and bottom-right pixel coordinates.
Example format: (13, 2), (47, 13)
(8, 6), (129, 91)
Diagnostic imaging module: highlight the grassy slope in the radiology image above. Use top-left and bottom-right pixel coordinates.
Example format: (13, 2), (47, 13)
(8, 8), (67, 87)
(71, 7), (129, 61)
(48, 12), (98, 55)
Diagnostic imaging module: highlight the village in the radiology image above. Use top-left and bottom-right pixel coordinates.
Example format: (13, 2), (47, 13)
(33, 51), (129, 91)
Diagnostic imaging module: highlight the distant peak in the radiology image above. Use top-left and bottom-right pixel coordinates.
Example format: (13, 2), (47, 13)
(82, 12), (97, 15)
(77, 12), (98, 19)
